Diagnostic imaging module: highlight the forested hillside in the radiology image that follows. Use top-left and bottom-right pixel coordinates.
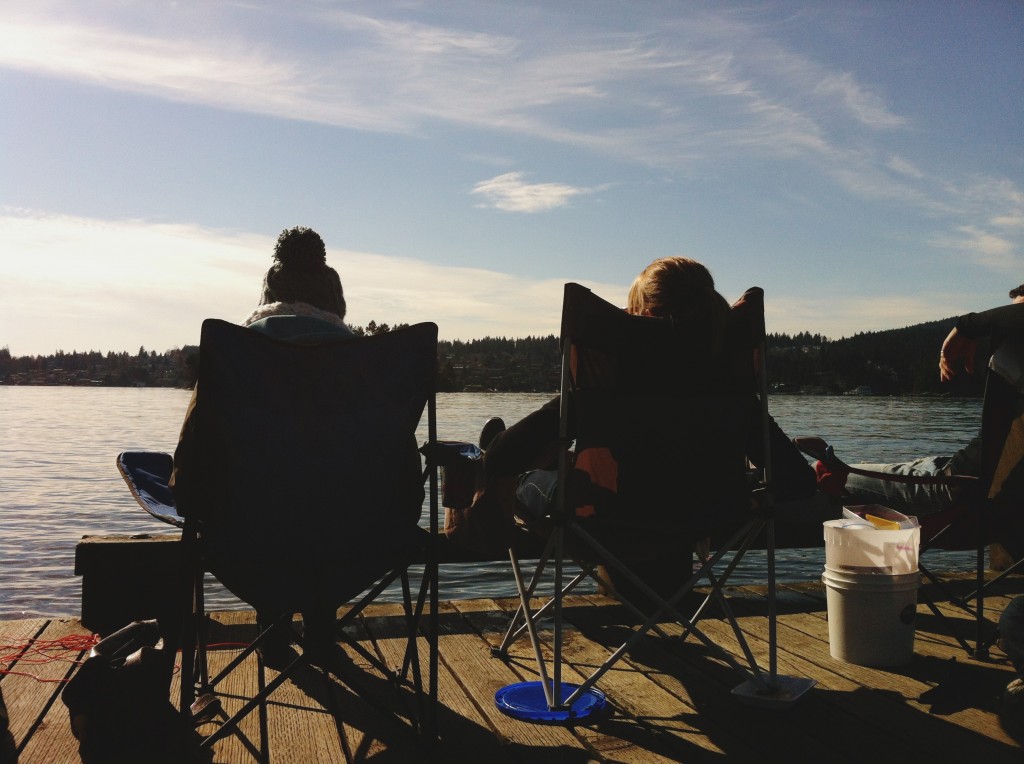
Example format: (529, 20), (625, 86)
(767, 316), (984, 397)
(0, 315), (988, 396)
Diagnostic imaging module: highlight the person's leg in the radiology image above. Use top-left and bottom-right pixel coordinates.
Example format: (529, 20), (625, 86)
(255, 609), (295, 666)
(445, 412), (558, 555)
(842, 456), (956, 515)
(479, 417), (505, 450)
(515, 470), (559, 519)
(484, 398), (560, 477)
(300, 605), (350, 672)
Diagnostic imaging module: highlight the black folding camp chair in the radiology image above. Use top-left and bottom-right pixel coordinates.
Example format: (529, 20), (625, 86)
(797, 354), (1024, 658)
(491, 283), (814, 720)
(117, 318), (440, 752)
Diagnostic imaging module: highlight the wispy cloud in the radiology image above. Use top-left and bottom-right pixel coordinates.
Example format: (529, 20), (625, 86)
(0, 2), (945, 222)
(1, 3), (1019, 286)
(0, 18), (407, 131)
(933, 226), (1019, 273)
(0, 4), (905, 162)
(471, 172), (604, 212)
(0, 209), (623, 354)
(812, 72), (908, 130)
(927, 176), (1024, 272)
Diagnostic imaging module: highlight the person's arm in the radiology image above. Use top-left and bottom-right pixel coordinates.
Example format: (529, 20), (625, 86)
(956, 303), (1024, 338)
(941, 303), (1024, 381)
(939, 328), (978, 382)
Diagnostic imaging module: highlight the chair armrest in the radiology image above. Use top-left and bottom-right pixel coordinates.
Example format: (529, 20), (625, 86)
(115, 451), (185, 528)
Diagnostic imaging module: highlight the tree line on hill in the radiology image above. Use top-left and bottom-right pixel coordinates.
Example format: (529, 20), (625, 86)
(0, 315), (986, 397)
(766, 317), (982, 397)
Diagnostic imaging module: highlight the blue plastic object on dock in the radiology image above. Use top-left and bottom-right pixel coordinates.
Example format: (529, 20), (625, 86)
(494, 681), (606, 722)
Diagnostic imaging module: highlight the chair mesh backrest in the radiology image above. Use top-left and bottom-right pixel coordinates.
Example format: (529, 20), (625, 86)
(177, 319), (437, 613)
(559, 284), (752, 548)
(983, 374), (1024, 498)
(918, 341), (1024, 552)
(981, 357), (1024, 554)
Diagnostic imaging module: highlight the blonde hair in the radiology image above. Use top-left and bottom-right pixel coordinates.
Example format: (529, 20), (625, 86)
(627, 256), (731, 350)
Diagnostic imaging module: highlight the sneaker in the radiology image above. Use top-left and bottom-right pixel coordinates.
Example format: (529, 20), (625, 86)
(301, 624), (352, 675)
(479, 417), (506, 450)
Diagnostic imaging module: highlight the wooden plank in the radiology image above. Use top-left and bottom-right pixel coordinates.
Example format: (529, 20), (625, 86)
(487, 594), (760, 763)
(319, 613), (416, 762)
(696, 600), (1022, 761)
(465, 593), (772, 762)
(560, 593), (870, 764)
(771, 607), (1016, 735)
(10, 619), (93, 764)
(7, 579), (1024, 763)
(556, 640), (716, 764)
(443, 599), (601, 761)
(782, 615), (1016, 758)
(620, 609), (933, 764)
(568, 585), (1015, 763)
(362, 601), (505, 764)
(261, 624), (350, 764)
(193, 609), (265, 762)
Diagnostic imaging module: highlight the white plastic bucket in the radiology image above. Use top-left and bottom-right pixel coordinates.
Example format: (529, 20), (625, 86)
(823, 519), (919, 575)
(821, 567), (920, 666)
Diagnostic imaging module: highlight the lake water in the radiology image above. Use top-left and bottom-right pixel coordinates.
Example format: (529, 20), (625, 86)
(0, 387), (982, 620)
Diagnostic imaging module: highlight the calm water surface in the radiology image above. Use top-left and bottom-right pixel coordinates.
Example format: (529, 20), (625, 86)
(0, 388), (981, 620)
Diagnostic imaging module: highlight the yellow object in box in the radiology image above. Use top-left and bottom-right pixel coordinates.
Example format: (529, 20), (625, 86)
(865, 514), (901, 530)
(844, 504), (919, 530)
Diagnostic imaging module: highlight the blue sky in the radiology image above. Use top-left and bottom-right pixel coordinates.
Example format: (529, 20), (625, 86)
(1, 0), (1021, 355)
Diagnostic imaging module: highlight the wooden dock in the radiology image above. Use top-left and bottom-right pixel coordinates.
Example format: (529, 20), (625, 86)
(3, 573), (1024, 763)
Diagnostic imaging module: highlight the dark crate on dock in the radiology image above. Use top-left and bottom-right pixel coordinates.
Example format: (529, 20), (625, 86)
(74, 533), (184, 637)
(73, 530), (546, 638)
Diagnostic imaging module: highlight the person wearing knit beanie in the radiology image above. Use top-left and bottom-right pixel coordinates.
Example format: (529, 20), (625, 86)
(246, 227), (347, 327)
(176, 226), (361, 669)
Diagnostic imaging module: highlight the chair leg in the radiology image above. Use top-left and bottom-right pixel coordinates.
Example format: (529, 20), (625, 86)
(178, 575), (199, 716)
(918, 559), (999, 657)
(493, 534), (557, 657)
(731, 518), (815, 707)
(508, 546), (557, 708)
(177, 522), (217, 719)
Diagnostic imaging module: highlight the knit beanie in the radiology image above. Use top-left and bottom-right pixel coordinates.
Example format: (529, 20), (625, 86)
(259, 227), (347, 320)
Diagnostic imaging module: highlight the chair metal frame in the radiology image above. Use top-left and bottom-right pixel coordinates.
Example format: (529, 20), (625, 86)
(117, 319), (440, 754)
(492, 284), (814, 716)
